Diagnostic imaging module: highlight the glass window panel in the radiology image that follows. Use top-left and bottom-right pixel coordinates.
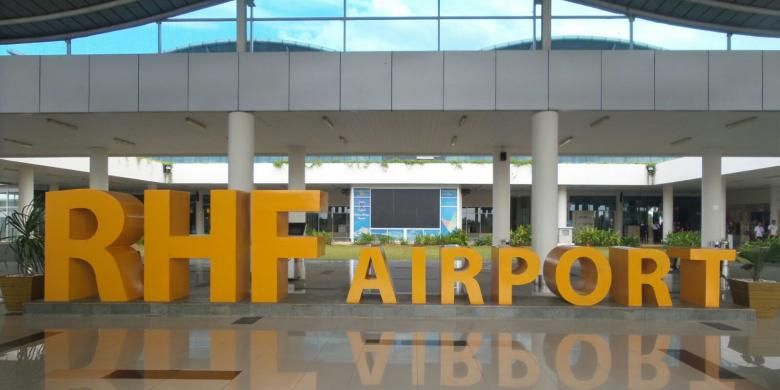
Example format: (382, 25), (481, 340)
(346, 20), (437, 51)
(346, 0), (437, 17)
(253, 21), (344, 51)
(552, 0), (620, 16)
(254, 0), (343, 17)
(72, 23), (157, 54)
(552, 18), (628, 42)
(440, 19), (533, 50)
(732, 35), (780, 50)
(161, 21), (237, 52)
(173, 1), (236, 19)
(440, 0), (532, 17)
(0, 41), (66, 56)
(633, 19), (726, 50)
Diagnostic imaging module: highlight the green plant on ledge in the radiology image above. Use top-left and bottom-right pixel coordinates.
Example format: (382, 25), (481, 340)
(272, 159), (288, 168)
(737, 238), (780, 281)
(662, 231), (701, 247)
(573, 227), (620, 246)
(510, 225), (532, 246)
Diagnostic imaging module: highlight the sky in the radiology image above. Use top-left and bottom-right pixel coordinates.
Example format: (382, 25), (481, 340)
(2, 0), (780, 55)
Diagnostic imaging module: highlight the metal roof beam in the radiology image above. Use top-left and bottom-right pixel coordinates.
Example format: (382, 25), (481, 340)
(0, 0), (140, 26)
(684, 0), (780, 18)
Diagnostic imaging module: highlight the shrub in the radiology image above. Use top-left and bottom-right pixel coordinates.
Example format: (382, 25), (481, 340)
(376, 234), (393, 245)
(354, 233), (374, 245)
(663, 231), (701, 247)
(510, 225), (532, 246)
(619, 235), (641, 247)
(445, 229), (468, 246)
(574, 227), (619, 246)
(737, 240), (780, 281)
(474, 234), (492, 246)
(305, 229), (332, 245)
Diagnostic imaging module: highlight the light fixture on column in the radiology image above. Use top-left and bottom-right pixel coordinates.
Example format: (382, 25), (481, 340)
(113, 137), (136, 146)
(46, 118), (78, 131)
(558, 136), (573, 147)
(588, 115), (610, 128)
(3, 138), (32, 149)
(458, 115), (468, 127)
(724, 116), (757, 129)
(669, 136), (692, 146)
(322, 116), (335, 129)
(450, 135), (458, 146)
(185, 117), (207, 130)
(338, 135), (348, 145)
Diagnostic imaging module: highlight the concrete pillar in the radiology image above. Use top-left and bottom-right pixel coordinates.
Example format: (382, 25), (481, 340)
(771, 186), (780, 227)
(615, 193), (624, 236)
(236, 0), (247, 53)
(662, 185), (674, 240)
(542, 0), (552, 50)
(701, 150), (723, 247)
(18, 166), (34, 212)
(288, 146), (306, 223)
(228, 112), (255, 192)
(532, 111), (559, 260)
(721, 181), (728, 240)
(492, 150), (511, 245)
(195, 191), (205, 235)
(89, 147), (109, 190)
(558, 186), (568, 228)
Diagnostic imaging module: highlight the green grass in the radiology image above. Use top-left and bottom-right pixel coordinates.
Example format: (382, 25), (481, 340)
(317, 244), (492, 260)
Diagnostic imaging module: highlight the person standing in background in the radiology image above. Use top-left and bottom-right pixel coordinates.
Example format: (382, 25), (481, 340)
(769, 219), (778, 238)
(754, 222), (765, 240)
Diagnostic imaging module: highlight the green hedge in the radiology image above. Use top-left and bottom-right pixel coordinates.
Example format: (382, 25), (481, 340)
(510, 225), (532, 246)
(573, 227), (620, 246)
(662, 231), (700, 247)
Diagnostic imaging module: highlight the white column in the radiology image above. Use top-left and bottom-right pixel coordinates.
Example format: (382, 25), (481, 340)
(492, 150), (511, 246)
(236, 0), (247, 53)
(721, 181), (728, 239)
(532, 111), (559, 260)
(615, 193), (624, 236)
(228, 112), (255, 192)
(89, 147), (108, 190)
(662, 185), (674, 240)
(557, 186), (568, 228)
(18, 166), (34, 212)
(288, 146), (306, 223)
(542, 0), (552, 50)
(48, 183), (59, 192)
(771, 186), (780, 227)
(701, 150), (723, 247)
(195, 191), (205, 235)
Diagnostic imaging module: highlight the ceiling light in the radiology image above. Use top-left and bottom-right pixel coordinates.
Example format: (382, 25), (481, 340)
(46, 118), (78, 131)
(185, 117), (207, 130)
(458, 115), (468, 127)
(338, 136), (347, 145)
(558, 136), (573, 147)
(725, 116), (757, 129)
(450, 136), (458, 146)
(589, 115), (610, 128)
(113, 137), (136, 146)
(416, 156), (437, 160)
(3, 138), (32, 149)
(322, 116), (335, 129)
(669, 136), (692, 146)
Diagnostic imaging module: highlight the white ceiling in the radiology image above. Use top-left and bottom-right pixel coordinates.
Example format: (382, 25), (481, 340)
(0, 110), (778, 158)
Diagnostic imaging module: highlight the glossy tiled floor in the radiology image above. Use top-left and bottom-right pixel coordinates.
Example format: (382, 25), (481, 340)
(1, 312), (779, 389)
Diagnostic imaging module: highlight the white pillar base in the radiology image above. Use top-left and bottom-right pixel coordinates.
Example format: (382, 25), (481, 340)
(228, 112), (255, 192)
(531, 111), (559, 268)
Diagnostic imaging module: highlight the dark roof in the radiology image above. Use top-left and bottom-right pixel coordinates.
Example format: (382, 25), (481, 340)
(571, 0), (780, 37)
(0, 0), (226, 44)
(168, 40), (325, 53)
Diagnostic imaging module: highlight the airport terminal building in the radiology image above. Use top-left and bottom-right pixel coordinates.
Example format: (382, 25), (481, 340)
(1, 1), (780, 389)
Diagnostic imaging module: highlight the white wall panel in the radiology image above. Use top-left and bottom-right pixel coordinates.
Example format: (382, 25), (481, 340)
(763, 52), (780, 110)
(239, 52), (289, 111)
(40, 56), (89, 113)
(495, 51), (548, 110)
(0, 57), (39, 113)
(444, 52), (495, 110)
(709, 51), (762, 111)
(602, 51), (654, 110)
(89, 55), (138, 112)
(188, 54), (238, 111)
(549, 51), (601, 110)
(655, 51), (708, 110)
(392, 52), (443, 110)
(341, 52), (391, 110)
(290, 52), (340, 111)
(139, 54), (188, 111)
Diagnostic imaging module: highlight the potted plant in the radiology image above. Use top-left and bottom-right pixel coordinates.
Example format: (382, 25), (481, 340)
(729, 239), (780, 319)
(0, 203), (45, 312)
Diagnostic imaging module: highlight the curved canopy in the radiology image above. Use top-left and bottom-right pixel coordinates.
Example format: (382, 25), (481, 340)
(572, 0), (780, 37)
(0, 0), (226, 44)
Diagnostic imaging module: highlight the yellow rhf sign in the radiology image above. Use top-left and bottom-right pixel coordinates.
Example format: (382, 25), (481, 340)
(44, 189), (735, 308)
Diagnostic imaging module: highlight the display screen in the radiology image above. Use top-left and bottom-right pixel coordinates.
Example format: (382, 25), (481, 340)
(370, 189), (439, 228)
